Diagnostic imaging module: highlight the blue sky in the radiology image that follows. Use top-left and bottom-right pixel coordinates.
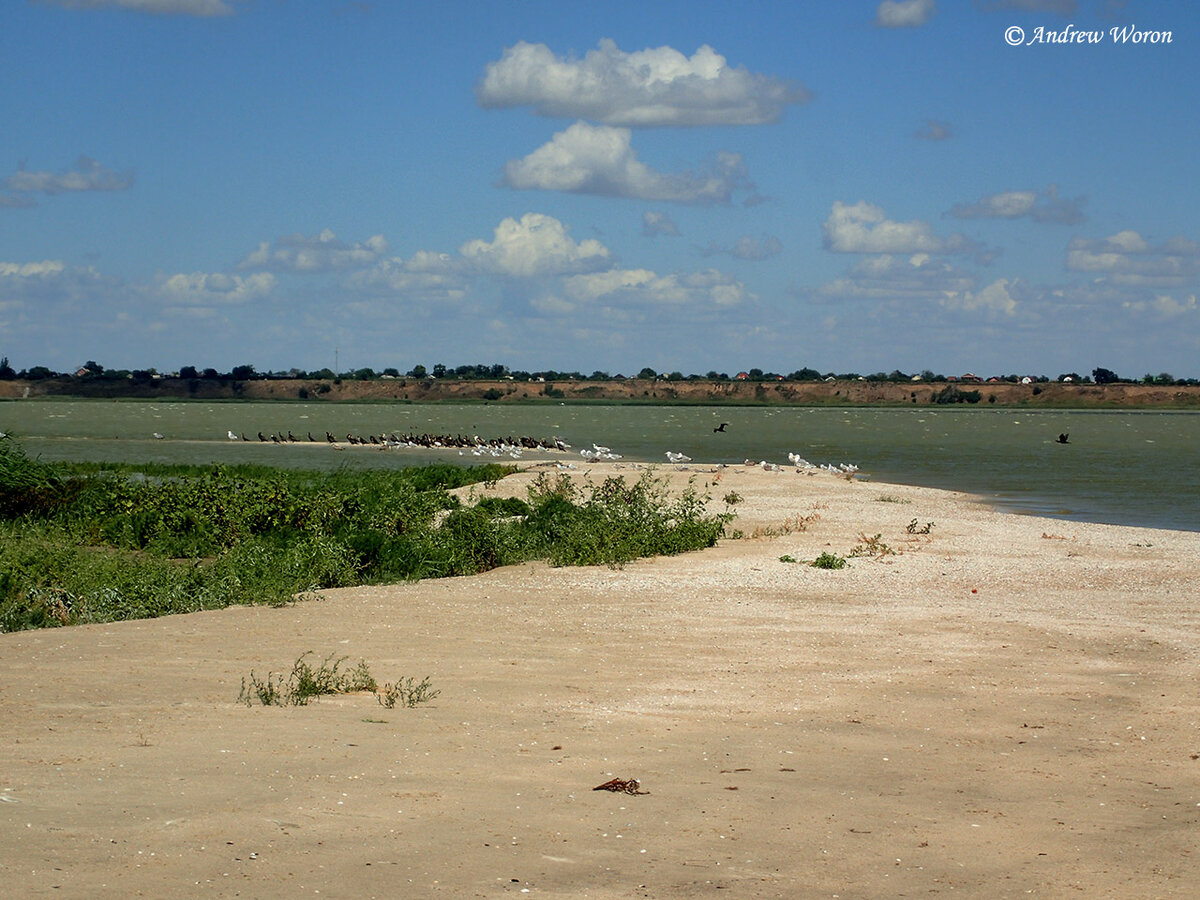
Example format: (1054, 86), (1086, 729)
(2, 0), (1198, 378)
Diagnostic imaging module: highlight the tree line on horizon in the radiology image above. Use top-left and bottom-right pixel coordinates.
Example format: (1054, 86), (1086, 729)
(0, 357), (1194, 388)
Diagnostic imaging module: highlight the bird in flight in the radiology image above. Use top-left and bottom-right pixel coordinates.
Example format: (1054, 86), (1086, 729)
(1056, 433), (1070, 444)
(714, 422), (729, 433)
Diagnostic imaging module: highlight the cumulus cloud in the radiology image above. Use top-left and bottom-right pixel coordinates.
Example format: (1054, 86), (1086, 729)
(157, 271), (276, 305)
(941, 278), (1019, 316)
(0, 259), (114, 302)
(702, 235), (783, 261)
(238, 229), (388, 273)
(477, 39), (810, 127)
(3, 156), (134, 197)
(1066, 230), (1200, 285)
(35, 0), (241, 15)
(817, 253), (975, 300)
(948, 185), (1085, 225)
(1121, 294), (1198, 317)
(823, 201), (981, 256)
(346, 253), (469, 302)
(503, 122), (752, 205)
(642, 211), (680, 237)
(459, 213), (611, 277)
(562, 267), (751, 310)
(875, 0), (936, 28)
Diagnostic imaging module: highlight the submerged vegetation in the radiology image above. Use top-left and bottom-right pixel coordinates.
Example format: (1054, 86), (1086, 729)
(0, 438), (730, 632)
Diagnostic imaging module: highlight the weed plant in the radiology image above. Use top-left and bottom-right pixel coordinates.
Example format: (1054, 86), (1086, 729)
(376, 675), (440, 709)
(810, 551), (848, 569)
(0, 441), (731, 631)
(239, 651), (383, 707)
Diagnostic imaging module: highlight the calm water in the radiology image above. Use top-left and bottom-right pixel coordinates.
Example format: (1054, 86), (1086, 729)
(3, 399), (1197, 532)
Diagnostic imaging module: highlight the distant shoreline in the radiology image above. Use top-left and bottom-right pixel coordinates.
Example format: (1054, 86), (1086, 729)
(3, 376), (1200, 408)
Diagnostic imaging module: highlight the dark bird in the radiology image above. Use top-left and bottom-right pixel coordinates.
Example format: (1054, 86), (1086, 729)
(258, 431), (267, 442)
(714, 422), (729, 433)
(1056, 433), (1070, 444)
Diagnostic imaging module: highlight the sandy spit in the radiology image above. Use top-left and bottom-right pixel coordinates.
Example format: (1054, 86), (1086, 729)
(2, 462), (1198, 899)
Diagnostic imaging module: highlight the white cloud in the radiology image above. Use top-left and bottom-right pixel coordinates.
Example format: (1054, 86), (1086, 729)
(0, 259), (113, 302)
(941, 278), (1019, 316)
(875, 0), (936, 28)
(0, 260), (69, 279)
(238, 229), (388, 273)
(642, 211), (680, 237)
(346, 253), (468, 302)
(35, 0), (241, 15)
(1122, 294), (1198, 317)
(817, 254), (975, 300)
(823, 201), (979, 256)
(503, 122), (751, 205)
(459, 213), (610, 277)
(3, 156), (134, 196)
(948, 185), (1085, 224)
(563, 267), (750, 309)
(1067, 230), (1200, 284)
(157, 271), (276, 305)
(477, 39), (810, 126)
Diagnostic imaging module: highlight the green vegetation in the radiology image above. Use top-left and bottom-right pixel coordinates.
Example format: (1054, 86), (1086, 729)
(848, 533), (896, 559)
(0, 439), (730, 632)
(810, 551), (847, 569)
(238, 651), (435, 708)
(376, 675), (440, 709)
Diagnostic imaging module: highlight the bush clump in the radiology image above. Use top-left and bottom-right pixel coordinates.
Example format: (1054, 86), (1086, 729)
(0, 443), (731, 631)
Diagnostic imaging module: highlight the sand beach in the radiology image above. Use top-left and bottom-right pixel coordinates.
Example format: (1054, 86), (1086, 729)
(2, 462), (1198, 898)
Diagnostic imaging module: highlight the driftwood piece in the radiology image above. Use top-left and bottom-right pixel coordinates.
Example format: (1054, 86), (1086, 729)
(592, 777), (648, 795)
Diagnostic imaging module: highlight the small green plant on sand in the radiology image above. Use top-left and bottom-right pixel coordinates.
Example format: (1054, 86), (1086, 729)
(810, 551), (847, 569)
(779, 554), (798, 563)
(848, 533), (895, 559)
(240, 651), (381, 707)
(375, 675), (440, 709)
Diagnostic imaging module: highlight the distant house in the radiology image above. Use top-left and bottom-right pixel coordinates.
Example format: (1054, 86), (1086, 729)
(1020, 376), (1033, 385)
(735, 372), (750, 380)
(961, 373), (982, 383)
(74, 367), (92, 378)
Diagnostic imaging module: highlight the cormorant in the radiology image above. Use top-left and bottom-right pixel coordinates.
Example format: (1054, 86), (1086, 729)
(714, 422), (729, 433)
(1056, 433), (1070, 444)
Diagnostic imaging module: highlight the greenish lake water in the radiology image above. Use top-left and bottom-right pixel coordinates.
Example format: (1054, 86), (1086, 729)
(3, 399), (1197, 532)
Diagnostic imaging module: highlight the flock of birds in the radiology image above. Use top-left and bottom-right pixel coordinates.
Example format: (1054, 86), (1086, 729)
(212, 424), (866, 476)
(224, 428), (570, 459)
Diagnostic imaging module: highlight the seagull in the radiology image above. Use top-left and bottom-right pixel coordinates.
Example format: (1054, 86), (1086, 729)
(665, 451), (692, 464)
(1056, 433), (1070, 444)
(153, 432), (164, 440)
(227, 429), (239, 441)
(787, 452), (814, 469)
(714, 422), (729, 433)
